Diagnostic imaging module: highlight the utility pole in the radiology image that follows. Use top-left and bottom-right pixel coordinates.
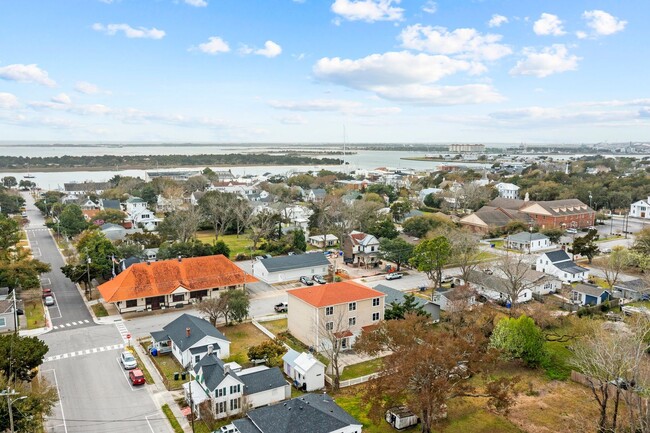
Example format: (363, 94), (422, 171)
(12, 288), (18, 334)
(1, 388), (25, 433)
(86, 253), (92, 300)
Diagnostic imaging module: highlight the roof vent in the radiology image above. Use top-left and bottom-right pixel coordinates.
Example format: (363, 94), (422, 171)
(186, 327), (191, 337)
(147, 261), (151, 266)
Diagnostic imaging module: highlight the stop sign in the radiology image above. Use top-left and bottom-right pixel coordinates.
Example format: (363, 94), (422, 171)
(126, 333), (131, 340)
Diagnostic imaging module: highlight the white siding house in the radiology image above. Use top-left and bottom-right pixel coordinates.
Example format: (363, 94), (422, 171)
(252, 254), (331, 284)
(630, 196), (650, 219)
(282, 349), (326, 392)
(536, 250), (589, 283)
(495, 182), (520, 200)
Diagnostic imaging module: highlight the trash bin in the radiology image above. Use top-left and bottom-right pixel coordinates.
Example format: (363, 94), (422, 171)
(173, 372), (179, 381)
(490, 243), (495, 248)
(151, 348), (158, 356)
(181, 372), (187, 380)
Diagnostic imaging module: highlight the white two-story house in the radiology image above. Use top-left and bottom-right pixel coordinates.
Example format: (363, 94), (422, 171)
(536, 250), (589, 283)
(630, 196), (650, 219)
(186, 353), (290, 420)
(343, 231), (380, 268)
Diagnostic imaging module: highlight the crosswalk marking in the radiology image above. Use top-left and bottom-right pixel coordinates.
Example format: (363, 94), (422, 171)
(51, 319), (91, 330)
(44, 344), (124, 363)
(114, 321), (131, 344)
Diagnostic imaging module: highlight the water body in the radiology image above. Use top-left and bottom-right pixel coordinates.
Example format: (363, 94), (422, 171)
(0, 145), (491, 190)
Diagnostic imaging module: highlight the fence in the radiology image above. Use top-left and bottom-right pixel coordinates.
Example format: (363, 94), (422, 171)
(571, 371), (647, 407)
(251, 319), (278, 340)
(324, 372), (380, 388)
(560, 298), (620, 312)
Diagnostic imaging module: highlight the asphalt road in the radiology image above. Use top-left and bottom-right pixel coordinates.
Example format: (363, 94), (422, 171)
(41, 325), (172, 433)
(22, 192), (94, 329)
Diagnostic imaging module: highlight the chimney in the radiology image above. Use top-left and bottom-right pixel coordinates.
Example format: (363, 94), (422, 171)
(178, 255), (182, 262)
(186, 327), (191, 337)
(207, 344), (214, 355)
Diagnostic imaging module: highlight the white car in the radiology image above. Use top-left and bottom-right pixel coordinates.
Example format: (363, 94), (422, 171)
(601, 247), (612, 254)
(44, 295), (55, 306)
(385, 273), (403, 280)
(120, 351), (138, 370)
(566, 228), (578, 234)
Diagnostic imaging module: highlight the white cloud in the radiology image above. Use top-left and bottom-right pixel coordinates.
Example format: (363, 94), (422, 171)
(533, 13), (565, 36)
(510, 44), (579, 78)
(313, 51), (502, 105)
(331, 0), (404, 23)
(51, 93), (72, 104)
(0, 92), (19, 109)
(92, 23), (165, 39)
(74, 81), (108, 95)
(279, 115), (307, 125)
(0, 64), (56, 87)
(571, 98), (650, 108)
(576, 31), (588, 39)
(195, 37), (230, 54)
(583, 10), (626, 36)
(422, 1), (436, 14)
(399, 25), (512, 61)
(269, 98), (402, 116)
(184, 0), (207, 6)
(488, 14), (508, 28)
(488, 106), (638, 126)
(255, 40), (282, 58)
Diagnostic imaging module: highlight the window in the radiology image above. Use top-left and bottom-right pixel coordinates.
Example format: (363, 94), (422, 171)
(229, 384), (241, 394)
(194, 355), (201, 363)
(172, 294), (184, 303)
(325, 322), (333, 331)
(372, 312), (380, 321)
(341, 338), (348, 349)
(216, 401), (226, 414)
(126, 299), (137, 308)
(325, 306), (333, 316)
(372, 298), (380, 307)
(218, 387), (226, 397)
(349, 317), (356, 326)
(348, 302), (356, 311)
(230, 398), (240, 411)
(0, 317), (5, 328)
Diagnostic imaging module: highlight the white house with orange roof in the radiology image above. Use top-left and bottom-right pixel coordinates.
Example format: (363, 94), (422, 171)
(97, 255), (257, 313)
(287, 281), (386, 351)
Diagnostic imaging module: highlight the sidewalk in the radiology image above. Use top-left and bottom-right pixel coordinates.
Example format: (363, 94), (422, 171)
(134, 343), (192, 433)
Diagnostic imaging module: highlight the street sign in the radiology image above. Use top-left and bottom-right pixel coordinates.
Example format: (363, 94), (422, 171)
(126, 333), (131, 340)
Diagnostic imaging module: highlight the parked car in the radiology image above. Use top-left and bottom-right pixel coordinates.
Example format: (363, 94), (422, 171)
(274, 302), (288, 313)
(482, 268), (494, 275)
(129, 369), (146, 385)
(42, 288), (52, 298)
(120, 351), (138, 370)
(312, 275), (326, 284)
(44, 295), (55, 306)
(566, 228), (578, 234)
(601, 247), (612, 254)
(385, 272), (403, 280)
(299, 276), (314, 286)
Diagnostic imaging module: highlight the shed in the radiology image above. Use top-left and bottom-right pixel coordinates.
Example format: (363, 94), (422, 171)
(386, 406), (419, 430)
(282, 348), (325, 391)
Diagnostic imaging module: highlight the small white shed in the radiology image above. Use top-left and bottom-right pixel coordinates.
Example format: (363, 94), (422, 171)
(386, 406), (419, 430)
(282, 348), (325, 391)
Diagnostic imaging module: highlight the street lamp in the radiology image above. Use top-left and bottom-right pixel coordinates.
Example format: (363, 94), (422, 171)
(588, 191), (593, 209)
(1, 389), (27, 433)
(528, 225), (533, 255)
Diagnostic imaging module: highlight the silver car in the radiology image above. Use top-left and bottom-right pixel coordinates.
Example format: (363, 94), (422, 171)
(120, 351), (138, 370)
(44, 295), (55, 306)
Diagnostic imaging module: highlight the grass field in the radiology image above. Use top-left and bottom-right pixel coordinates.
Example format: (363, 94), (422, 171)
(91, 303), (109, 317)
(150, 352), (188, 391)
(25, 296), (45, 329)
(340, 358), (384, 381)
(218, 322), (273, 365)
(195, 231), (253, 257)
(259, 318), (288, 336)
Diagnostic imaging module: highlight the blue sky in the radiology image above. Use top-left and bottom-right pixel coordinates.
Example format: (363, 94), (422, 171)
(0, 0), (646, 143)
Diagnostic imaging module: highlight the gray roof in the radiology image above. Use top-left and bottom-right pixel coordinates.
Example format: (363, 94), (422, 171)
(543, 249), (571, 263)
(615, 279), (649, 292)
(194, 353), (241, 392)
(555, 260), (589, 275)
(506, 232), (549, 243)
(233, 393), (360, 433)
(63, 181), (112, 191)
(150, 330), (169, 342)
(573, 283), (610, 297)
(466, 269), (510, 295)
(240, 367), (287, 395)
(373, 284), (427, 307)
(282, 348), (300, 366)
(159, 314), (228, 353)
(189, 344), (219, 355)
(100, 199), (121, 210)
(309, 188), (326, 197)
(259, 254), (330, 273)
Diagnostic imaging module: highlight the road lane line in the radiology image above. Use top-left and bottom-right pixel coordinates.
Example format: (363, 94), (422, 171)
(42, 369), (68, 433)
(145, 414), (157, 433)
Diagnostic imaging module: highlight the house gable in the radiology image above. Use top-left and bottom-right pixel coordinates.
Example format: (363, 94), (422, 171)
(520, 203), (552, 216)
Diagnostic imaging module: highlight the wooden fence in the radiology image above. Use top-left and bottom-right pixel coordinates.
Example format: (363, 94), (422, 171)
(325, 372), (380, 388)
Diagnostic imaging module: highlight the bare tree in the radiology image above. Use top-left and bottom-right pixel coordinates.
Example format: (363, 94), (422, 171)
(231, 199), (253, 237)
(248, 209), (278, 250)
(196, 297), (228, 326)
(317, 307), (349, 391)
(495, 254), (537, 315)
(448, 229), (483, 283)
(570, 318), (650, 433)
(601, 247), (632, 290)
(161, 184), (187, 212)
(199, 191), (238, 239)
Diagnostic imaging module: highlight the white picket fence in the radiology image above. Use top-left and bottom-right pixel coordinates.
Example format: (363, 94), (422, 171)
(325, 372), (380, 388)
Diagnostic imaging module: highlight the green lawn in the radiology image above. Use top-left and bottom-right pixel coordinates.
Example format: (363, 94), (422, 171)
(91, 303), (109, 317)
(340, 358), (384, 381)
(25, 298), (45, 329)
(259, 318), (288, 336)
(219, 322), (274, 365)
(195, 231), (254, 257)
(151, 353), (189, 391)
(162, 404), (184, 433)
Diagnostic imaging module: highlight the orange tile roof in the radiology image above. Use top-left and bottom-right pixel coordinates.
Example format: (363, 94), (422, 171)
(98, 255), (258, 303)
(288, 281), (385, 308)
(83, 209), (100, 220)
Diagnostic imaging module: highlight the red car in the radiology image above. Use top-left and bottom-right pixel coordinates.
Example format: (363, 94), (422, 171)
(129, 369), (146, 386)
(42, 288), (52, 298)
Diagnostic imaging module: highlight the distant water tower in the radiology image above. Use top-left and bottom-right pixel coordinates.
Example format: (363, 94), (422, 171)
(565, 161), (570, 175)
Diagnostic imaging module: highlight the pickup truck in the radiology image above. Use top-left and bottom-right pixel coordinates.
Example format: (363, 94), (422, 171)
(274, 302), (288, 313)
